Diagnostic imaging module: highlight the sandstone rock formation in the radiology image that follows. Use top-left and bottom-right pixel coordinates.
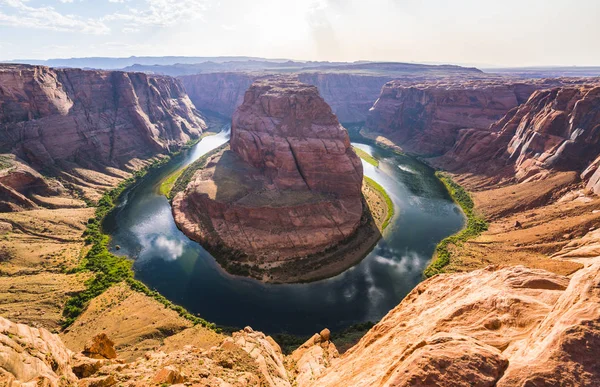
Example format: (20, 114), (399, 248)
(0, 316), (337, 387)
(309, 261), (600, 386)
(0, 154), (62, 211)
(365, 79), (574, 156)
(439, 83), (600, 185)
(0, 64), (206, 206)
(3, 259), (598, 386)
(297, 73), (393, 123)
(180, 72), (392, 123)
(0, 64), (205, 170)
(179, 72), (255, 118)
(0, 316), (78, 386)
(82, 333), (117, 360)
(172, 79), (368, 281)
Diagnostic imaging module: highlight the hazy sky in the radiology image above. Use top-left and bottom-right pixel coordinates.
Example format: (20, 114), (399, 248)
(0, 0), (599, 66)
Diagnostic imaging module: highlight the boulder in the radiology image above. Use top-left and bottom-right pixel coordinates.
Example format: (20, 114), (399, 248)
(83, 333), (117, 360)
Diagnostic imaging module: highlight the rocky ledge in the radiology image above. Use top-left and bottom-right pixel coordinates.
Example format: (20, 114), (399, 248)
(171, 78), (378, 282)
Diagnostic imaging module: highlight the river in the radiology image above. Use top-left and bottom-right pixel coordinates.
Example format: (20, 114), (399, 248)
(103, 122), (464, 335)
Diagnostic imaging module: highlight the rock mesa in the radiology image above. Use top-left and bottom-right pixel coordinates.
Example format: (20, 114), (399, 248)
(172, 79), (365, 281)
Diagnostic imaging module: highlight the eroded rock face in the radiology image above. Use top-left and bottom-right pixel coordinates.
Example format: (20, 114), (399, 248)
(0, 316), (78, 386)
(365, 79), (572, 156)
(179, 72), (255, 118)
(309, 262), (600, 386)
(172, 79), (364, 275)
(0, 64), (206, 171)
(230, 79), (363, 196)
(439, 84), (600, 185)
(297, 73), (393, 123)
(180, 72), (393, 123)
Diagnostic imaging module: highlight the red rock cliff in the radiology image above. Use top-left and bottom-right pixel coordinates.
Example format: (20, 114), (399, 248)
(439, 83), (600, 186)
(180, 72), (393, 123)
(365, 79), (567, 155)
(230, 79), (363, 197)
(179, 72), (254, 118)
(0, 64), (206, 171)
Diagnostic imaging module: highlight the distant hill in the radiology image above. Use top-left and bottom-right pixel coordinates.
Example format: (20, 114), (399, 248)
(483, 66), (600, 78)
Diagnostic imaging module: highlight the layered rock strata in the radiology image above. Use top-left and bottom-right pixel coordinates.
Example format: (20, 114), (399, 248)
(365, 79), (575, 155)
(0, 64), (206, 205)
(0, 64), (205, 171)
(3, 258), (598, 386)
(439, 83), (600, 186)
(310, 259), (600, 386)
(172, 79), (366, 280)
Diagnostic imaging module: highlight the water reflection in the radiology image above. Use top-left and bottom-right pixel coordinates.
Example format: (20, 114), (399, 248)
(103, 128), (464, 335)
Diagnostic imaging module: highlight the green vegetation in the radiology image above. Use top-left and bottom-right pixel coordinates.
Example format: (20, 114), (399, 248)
(352, 146), (379, 167)
(423, 172), (489, 278)
(62, 155), (216, 331)
(169, 143), (228, 199)
(364, 176), (394, 230)
(0, 155), (12, 170)
(159, 168), (184, 196)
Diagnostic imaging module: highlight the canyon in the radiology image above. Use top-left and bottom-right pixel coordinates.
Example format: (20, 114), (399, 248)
(1, 60), (600, 386)
(171, 78), (376, 282)
(177, 61), (485, 124)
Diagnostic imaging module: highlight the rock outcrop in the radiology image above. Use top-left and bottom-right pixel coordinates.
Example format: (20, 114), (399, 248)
(365, 79), (574, 156)
(4, 259), (598, 386)
(0, 64), (205, 172)
(0, 316), (78, 386)
(309, 261), (600, 386)
(439, 83), (600, 185)
(172, 79), (367, 282)
(0, 316), (337, 387)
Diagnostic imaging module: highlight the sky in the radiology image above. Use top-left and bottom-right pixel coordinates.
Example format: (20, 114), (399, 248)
(0, 0), (599, 67)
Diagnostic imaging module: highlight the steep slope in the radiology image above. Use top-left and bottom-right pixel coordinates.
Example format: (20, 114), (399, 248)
(0, 315), (338, 387)
(365, 79), (574, 156)
(310, 258), (599, 386)
(172, 78), (373, 282)
(0, 64), (205, 170)
(0, 64), (206, 205)
(439, 83), (600, 184)
(179, 72), (255, 118)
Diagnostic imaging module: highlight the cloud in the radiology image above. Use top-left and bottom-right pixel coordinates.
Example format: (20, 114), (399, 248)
(103, 0), (209, 28)
(0, 0), (109, 34)
(373, 251), (425, 274)
(0, 0), (210, 36)
(152, 235), (184, 261)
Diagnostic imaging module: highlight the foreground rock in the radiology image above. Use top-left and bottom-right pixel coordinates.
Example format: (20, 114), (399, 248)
(3, 259), (598, 386)
(438, 83), (600, 184)
(309, 261), (600, 386)
(0, 315), (336, 387)
(172, 78), (372, 282)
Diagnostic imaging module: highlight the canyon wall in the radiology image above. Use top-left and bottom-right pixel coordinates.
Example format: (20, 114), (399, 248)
(180, 72), (393, 123)
(0, 64), (206, 171)
(365, 79), (571, 156)
(179, 72), (254, 118)
(230, 79), (364, 196)
(439, 84), (600, 186)
(297, 73), (392, 123)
